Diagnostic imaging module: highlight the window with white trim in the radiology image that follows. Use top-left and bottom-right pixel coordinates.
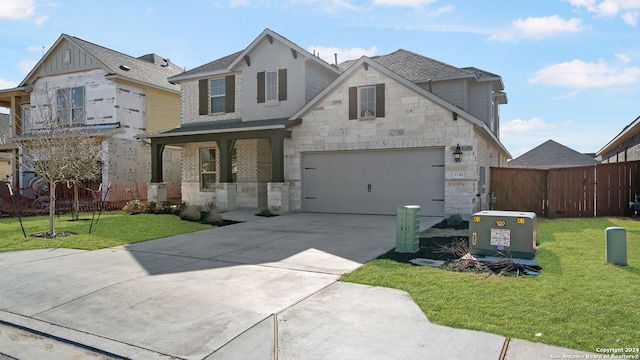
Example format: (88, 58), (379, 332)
(210, 78), (226, 113)
(200, 148), (216, 190)
(56, 86), (85, 124)
(265, 70), (278, 102)
(360, 86), (376, 118)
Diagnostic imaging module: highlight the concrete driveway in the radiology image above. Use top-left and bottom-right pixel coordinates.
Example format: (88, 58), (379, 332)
(0, 212), (596, 359)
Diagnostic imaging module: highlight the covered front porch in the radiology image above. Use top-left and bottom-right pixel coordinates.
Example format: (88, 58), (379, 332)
(143, 118), (299, 213)
(0, 86), (32, 187)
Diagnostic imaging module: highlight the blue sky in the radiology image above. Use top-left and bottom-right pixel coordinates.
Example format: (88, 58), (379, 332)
(1, 0), (639, 158)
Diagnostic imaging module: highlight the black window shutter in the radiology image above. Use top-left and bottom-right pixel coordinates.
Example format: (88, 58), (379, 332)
(348, 86), (357, 120)
(257, 71), (265, 103)
(376, 83), (385, 118)
(278, 69), (287, 101)
(199, 79), (208, 115)
(225, 75), (235, 113)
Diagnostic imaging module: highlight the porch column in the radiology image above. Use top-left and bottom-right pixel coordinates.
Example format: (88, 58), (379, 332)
(216, 139), (236, 183)
(269, 134), (285, 182)
(150, 141), (165, 183)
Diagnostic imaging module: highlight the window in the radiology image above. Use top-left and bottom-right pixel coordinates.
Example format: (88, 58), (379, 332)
(210, 79), (226, 113)
(199, 76), (234, 115)
(348, 83), (385, 120)
(21, 104), (30, 134)
(360, 86), (375, 117)
(257, 69), (287, 103)
(200, 148), (216, 189)
(56, 86), (85, 124)
(266, 70), (278, 102)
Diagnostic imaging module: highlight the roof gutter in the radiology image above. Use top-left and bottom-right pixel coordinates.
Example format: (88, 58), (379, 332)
(138, 124), (289, 139)
(104, 74), (181, 95)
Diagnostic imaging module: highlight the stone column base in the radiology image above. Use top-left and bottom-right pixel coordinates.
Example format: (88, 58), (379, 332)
(147, 183), (167, 203)
(268, 182), (289, 214)
(216, 183), (237, 211)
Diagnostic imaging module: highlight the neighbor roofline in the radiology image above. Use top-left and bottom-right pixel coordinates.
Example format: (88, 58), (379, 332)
(597, 115), (640, 156)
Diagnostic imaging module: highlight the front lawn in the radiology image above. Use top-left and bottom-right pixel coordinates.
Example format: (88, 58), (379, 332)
(0, 211), (213, 252)
(341, 217), (640, 353)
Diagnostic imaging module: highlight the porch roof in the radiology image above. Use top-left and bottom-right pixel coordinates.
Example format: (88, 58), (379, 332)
(140, 118), (301, 139)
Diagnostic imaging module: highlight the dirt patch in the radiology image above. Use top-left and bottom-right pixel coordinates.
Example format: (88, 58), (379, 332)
(30, 231), (75, 239)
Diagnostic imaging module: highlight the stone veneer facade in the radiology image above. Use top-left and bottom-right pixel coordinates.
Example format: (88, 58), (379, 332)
(177, 64), (507, 217)
(283, 65), (507, 217)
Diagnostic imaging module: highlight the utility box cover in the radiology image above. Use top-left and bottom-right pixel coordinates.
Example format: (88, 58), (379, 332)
(396, 205), (420, 253)
(469, 210), (537, 259)
(605, 227), (627, 266)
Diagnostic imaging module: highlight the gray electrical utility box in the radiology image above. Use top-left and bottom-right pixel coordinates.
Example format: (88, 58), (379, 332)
(469, 210), (537, 259)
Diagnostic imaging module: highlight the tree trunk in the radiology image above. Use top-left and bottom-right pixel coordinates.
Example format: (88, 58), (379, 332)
(48, 182), (56, 237)
(73, 183), (79, 220)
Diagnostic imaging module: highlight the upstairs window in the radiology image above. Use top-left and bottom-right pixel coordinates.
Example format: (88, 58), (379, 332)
(21, 104), (30, 134)
(210, 79), (226, 114)
(266, 70), (278, 102)
(57, 86), (85, 125)
(348, 83), (385, 120)
(257, 69), (287, 103)
(360, 86), (375, 118)
(199, 75), (235, 115)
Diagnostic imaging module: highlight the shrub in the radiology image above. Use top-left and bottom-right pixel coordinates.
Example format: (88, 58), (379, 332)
(179, 205), (202, 221)
(202, 210), (223, 225)
(122, 200), (150, 214)
(447, 214), (463, 227)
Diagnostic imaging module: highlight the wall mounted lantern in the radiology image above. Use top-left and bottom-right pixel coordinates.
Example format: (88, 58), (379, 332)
(453, 144), (463, 162)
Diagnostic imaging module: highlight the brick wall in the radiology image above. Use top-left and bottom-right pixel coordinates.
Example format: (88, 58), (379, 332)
(180, 74), (243, 124)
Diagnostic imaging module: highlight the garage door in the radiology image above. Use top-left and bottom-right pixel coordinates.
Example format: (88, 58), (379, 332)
(302, 148), (444, 216)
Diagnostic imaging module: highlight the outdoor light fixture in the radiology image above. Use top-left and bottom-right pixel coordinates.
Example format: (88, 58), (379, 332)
(453, 144), (463, 162)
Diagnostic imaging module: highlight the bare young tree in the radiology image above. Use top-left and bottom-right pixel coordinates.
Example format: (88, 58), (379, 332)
(63, 129), (102, 221)
(16, 79), (102, 236)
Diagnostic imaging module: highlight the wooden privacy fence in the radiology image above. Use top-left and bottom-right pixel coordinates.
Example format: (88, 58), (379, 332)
(0, 182), (181, 218)
(490, 161), (640, 218)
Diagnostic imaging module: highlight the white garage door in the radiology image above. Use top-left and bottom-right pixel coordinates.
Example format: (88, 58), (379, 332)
(302, 148), (445, 216)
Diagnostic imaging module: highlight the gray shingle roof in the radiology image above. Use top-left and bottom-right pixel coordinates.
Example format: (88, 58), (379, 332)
(508, 140), (600, 168)
(339, 49), (476, 82)
(173, 51), (243, 80)
(68, 35), (184, 92)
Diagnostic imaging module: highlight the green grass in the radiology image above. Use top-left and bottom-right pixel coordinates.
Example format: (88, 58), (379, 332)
(341, 217), (640, 352)
(0, 211), (214, 252)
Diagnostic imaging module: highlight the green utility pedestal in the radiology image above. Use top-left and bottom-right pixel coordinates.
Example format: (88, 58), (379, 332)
(396, 205), (420, 253)
(605, 227), (627, 266)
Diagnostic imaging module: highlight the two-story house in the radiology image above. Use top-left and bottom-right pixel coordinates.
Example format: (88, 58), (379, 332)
(144, 29), (511, 217)
(0, 34), (183, 201)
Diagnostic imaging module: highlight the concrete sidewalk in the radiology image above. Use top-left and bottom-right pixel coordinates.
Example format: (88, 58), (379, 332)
(0, 212), (596, 359)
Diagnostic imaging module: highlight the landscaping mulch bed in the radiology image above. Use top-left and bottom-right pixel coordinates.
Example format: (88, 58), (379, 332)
(377, 217), (542, 275)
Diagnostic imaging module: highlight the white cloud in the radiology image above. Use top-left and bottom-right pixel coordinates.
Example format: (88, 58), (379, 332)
(568, 0), (640, 23)
(34, 15), (48, 26)
(490, 15), (585, 41)
(307, 45), (378, 64)
(286, 0), (364, 12)
(0, 79), (19, 89)
(500, 118), (569, 136)
(230, 0), (250, 7)
(615, 52), (631, 63)
(622, 10), (639, 24)
(18, 61), (37, 74)
(530, 59), (640, 88)
(372, 0), (436, 8)
(0, 0), (35, 19)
